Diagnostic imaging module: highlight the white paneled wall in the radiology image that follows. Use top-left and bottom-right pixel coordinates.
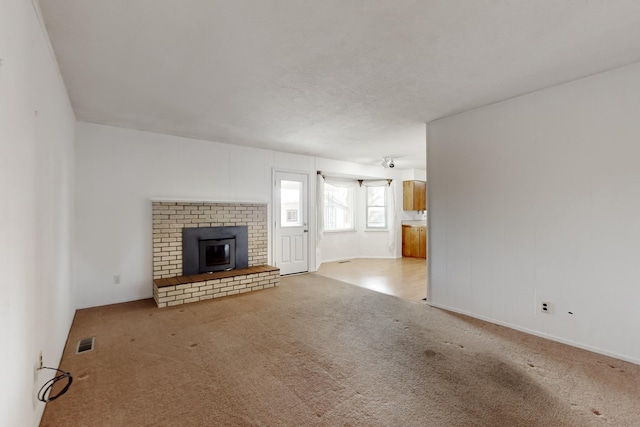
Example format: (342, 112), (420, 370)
(428, 61), (640, 363)
(1, 1), (76, 425)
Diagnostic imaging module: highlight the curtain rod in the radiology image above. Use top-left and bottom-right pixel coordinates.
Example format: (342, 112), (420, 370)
(322, 175), (393, 187)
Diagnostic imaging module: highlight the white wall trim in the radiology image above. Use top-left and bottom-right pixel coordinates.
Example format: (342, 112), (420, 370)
(150, 197), (268, 204)
(30, 0), (75, 114)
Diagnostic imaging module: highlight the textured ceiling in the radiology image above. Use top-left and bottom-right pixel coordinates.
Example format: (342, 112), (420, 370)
(39, 0), (640, 170)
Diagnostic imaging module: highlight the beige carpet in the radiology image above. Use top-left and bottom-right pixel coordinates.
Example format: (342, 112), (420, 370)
(41, 274), (640, 426)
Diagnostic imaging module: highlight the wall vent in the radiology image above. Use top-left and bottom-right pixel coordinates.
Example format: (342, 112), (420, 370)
(76, 337), (95, 354)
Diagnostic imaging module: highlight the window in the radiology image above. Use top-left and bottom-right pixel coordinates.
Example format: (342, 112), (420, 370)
(280, 180), (302, 227)
(323, 183), (355, 231)
(366, 186), (387, 229)
(286, 209), (298, 223)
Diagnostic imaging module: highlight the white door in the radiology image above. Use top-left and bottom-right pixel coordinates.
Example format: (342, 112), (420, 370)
(274, 172), (308, 275)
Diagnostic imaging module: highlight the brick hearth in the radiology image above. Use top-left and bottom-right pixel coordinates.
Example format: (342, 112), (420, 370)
(153, 265), (280, 308)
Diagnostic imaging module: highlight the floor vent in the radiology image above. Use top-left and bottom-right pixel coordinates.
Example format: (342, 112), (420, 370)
(76, 337), (95, 354)
(338, 260), (351, 264)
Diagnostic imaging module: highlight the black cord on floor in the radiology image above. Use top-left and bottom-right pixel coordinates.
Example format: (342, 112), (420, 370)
(37, 367), (73, 403)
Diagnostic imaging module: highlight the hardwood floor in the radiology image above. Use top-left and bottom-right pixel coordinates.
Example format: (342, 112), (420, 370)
(315, 257), (427, 303)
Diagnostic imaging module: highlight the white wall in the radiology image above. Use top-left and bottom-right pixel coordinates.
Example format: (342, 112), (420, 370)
(401, 168), (426, 182)
(428, 61), (640, 364)
(75, 123), (400, 307)
(0, 1), (76, 425)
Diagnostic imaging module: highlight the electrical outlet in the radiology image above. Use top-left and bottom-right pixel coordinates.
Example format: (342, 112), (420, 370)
(540, 301), (552, 314)
(114, 275), (120, 285)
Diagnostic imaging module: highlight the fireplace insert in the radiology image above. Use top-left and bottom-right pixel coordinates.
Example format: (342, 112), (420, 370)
(182, 226), (248, 275)
(199, 238), (235, 272)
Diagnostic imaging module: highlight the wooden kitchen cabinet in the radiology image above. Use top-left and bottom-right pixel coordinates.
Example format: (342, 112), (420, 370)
(402, 225), (427, 259)
(403, 180), (427, 211)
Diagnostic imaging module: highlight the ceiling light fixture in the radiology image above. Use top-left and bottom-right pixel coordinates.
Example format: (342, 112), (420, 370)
(381, 158), (395, 168)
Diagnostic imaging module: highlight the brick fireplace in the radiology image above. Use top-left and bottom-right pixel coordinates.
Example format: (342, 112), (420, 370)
(151, 201), (279, 307)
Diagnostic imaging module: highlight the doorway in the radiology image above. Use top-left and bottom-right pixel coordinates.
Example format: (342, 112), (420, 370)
(274, 171), (309, 275)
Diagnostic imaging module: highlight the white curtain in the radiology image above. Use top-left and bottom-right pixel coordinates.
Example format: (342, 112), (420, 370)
(323, 177), (360, 188)
(387, 183), (397, 253)
(316, 176), (361, 265)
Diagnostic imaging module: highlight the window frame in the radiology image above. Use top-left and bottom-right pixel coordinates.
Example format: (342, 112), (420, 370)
(365, 185), (388, 230)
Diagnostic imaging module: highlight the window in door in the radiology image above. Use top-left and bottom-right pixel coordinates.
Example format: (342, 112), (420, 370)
(280, 180), (303, 227)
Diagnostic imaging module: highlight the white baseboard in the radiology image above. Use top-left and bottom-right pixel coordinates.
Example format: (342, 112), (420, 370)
(319, 255), (401, 264)
(426, 301), (640, 366)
